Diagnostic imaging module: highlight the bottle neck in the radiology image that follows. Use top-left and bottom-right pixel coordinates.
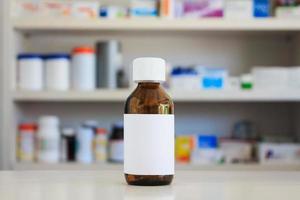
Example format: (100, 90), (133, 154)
(137, 82), (161, 89)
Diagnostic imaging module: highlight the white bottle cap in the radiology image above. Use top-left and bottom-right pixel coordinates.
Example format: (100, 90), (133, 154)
(133, 57), (166, 82)
(62, 128), (75, 136)
(39, 116), (60, 126)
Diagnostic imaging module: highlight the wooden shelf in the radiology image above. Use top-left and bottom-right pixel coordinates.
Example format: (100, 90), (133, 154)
(14, 163), (300, 171)
(12, 18), (300, 32)
(12, 89), (300, 102)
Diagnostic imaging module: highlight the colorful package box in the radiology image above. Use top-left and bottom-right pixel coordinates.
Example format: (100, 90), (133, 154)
(130, 0), (159, 17)
(14, 1), (40, 17)
(175, 135), (195, 163)
(40, 1), (71, 17)
(191, 135), (224, 165)
(182, 0), (224, 18)
(71, 1), (100, 19)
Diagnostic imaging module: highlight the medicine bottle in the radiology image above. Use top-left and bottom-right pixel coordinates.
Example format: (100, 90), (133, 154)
(37, 116), (60, 163)
(124, 57), (175, 186)
(18, 123), (37, 162)
(108, 123), (124, 163)
(76, 126), (94, 164)
(94, 128), (108, 162)
(18, 54), (44, 91)
(44, 54), (70, 91)
(71, 46), (96, 91)
(61, 128), (76, 162)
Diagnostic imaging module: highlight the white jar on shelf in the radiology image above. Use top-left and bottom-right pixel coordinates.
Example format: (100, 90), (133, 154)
(37, 116), (60, 163)
(45, 54), (70, 91)
(18, 54), (44, 91)
(71, 47), (96, 91)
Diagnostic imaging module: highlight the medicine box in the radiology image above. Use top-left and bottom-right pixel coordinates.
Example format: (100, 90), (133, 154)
(224, 0), (253, 19)
(40, 1), (71, 17)
(175, 135), (195, 163)
(71, 1), (100, 19)
(219, 138), (253, 163)
(253, 0), (271, 17)
(199, 67), (228, 90)
(275, 6), (300, 18)
(259, 143), (300, 164)
(14, 1), (40, 17)
(182, 0), (224, 18)
(288, 67), (300, 89)
(191, 135), (224, 165)
(252, 67), (289, 90)
(130, 0), (158, 17)
(170, 67), (199, 90)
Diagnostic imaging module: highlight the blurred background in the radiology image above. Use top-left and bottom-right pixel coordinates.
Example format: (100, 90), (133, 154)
(1, 0), (300, 171)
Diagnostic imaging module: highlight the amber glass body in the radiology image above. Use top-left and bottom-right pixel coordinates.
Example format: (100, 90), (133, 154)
(124, 82), (174, 186)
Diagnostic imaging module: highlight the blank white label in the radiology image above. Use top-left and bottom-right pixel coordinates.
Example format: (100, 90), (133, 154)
(124, 114), (174, 175)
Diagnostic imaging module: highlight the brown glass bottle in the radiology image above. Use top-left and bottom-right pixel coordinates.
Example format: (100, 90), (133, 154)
(124, 82), (174, 186)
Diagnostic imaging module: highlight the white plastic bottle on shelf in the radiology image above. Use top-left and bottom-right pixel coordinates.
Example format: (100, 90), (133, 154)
(45, 54), (71, 91)
(37, 116), (60, 163)
(71, 47), (96, 91)
(18, 54), (44, 91)
(76, 126), (94, 164)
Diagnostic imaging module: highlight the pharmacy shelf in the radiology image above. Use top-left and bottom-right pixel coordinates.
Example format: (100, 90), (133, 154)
(12, 18), (300, 32)
(12, 89), (300, 102)
(13, 90), (130, 102)
(13, 163), (300, 171)
(13, 163), (122, 171)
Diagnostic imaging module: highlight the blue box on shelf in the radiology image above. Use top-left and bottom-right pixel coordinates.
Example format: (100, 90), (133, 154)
(197, 135), (218, 149)
(199, 67), (227, 90)
(254, 0), (270, 17)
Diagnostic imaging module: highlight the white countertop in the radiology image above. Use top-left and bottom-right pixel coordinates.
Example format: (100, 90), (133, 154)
(1, 170), (300, 200)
